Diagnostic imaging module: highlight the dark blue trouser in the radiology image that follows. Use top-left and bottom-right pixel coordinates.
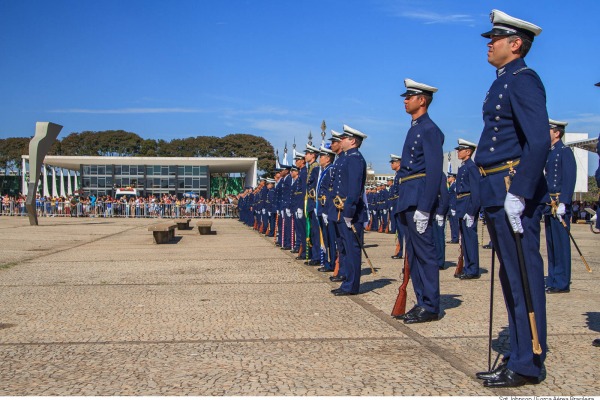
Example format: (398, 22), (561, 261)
(321, 216), (337, 269)
(282, 212), (292, 248)
(266, 213), (276, 237)
(393, 213), (405, 257)
(370, 210), (379, 231)
(484, 204), (547, 378)
(544, 214), (571, 291)
(401, 208), (440, 314)
(335, 220), (363, 294)
(294, 213), (306, 256)
(390, 208), (397, 233)
(459, 217), (480, 276)
(308, 210), (320, 262)
(448, 212), (459, 242)
(433, 217), (446, 269)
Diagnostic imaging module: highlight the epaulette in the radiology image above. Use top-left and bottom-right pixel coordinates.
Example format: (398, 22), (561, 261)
(513, 67), (530, 75)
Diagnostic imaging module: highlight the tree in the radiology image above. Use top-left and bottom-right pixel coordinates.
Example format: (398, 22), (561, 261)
(0, 137), (30, 174)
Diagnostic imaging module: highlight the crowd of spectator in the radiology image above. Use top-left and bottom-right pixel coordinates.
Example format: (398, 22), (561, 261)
(0, 193), (240, 218)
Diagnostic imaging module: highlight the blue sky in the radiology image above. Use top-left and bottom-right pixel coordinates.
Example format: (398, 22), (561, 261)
(1, 0), (599, 174)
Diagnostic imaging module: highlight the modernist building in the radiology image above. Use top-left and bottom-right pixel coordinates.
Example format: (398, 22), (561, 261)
(20, 155), (258, 198)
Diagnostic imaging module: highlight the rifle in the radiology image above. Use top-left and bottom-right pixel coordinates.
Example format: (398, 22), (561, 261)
(333, 251), (340, 276)
(377, 212), (384, 233)
(454, 232), (464, 277)
(272, 213), (278, 244)
(391, 255), (410, 316)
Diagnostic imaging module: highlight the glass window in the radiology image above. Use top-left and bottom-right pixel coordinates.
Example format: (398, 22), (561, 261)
(153, 178), (161, 188)
(91, 177), (97, 186)
(83, 166), (91, 175)
(98, 177), (105, 187)
(178, 166), (184, 176)
(154, 166), (161, 175)
(97, 166), (105, 175)
(193, 179), (199, 188)
(169, 165), (176, 175)
(193, 166), (199, 175)
(122, 177), (129, 185)
(91, 165), (97, 174)
(115, 166), (122, 175)
(161, 179), (168, 188)
(121, 165), (129, 174)
(114, 178), (121, 187)
(184, 166), (192, 175)
(83, 178), (91, 187)
(146, 166), (153, 176)
(161, 166), (168, 175)
(178, 179), (185, 189)
(106, 165), (113, 175)
(106, 176), (113, 186)
(136, 178), (144, 187)
(130, 166), (137, 176)
(168, 178), (175, 187)
(185, 177), (192, 187)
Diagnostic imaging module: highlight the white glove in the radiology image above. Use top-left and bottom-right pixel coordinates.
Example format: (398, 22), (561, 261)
(296, 208), (303, 219)
(556, 203), (566, 222)
(414, 210), (429, 234)
(344, 216), (352, 228)
(383, 209), (387, 215)
(464, 214), (474, 228)
(285, 208), (291, 217)
(323, 216), (329, 226)
(280, 210), (285, 217)
(451, 209), (456, 216)
(591, 213), (597, 222)
(504, 192), (525, 233)
(436, 214), (444, 227)
(268, 212), (271, 216)
(390, 206), (393, 212)
(262, 208), (265, 215)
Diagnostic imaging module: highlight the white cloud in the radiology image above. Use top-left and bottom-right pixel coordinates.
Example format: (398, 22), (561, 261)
(49, 107), (211, 114)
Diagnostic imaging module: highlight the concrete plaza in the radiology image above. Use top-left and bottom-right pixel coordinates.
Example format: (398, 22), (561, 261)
(0, 216), (598, 396)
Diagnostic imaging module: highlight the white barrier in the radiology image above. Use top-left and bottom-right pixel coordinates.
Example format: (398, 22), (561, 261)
(0, 200), (238, 219)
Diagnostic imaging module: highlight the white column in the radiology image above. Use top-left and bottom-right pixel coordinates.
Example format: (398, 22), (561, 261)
(42, 165), (50, 197)
(67, 170), (73, 195)
(22, 157), (28, 195)
(60, 169), (66, 197)
(73, 171), (79, 193)
(52, 167), (58, 197)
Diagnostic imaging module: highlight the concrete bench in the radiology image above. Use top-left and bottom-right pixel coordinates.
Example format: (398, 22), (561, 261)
(196, 220), (214, 235)
(174, 218), (192, 230)
(147, 222), (177, 244)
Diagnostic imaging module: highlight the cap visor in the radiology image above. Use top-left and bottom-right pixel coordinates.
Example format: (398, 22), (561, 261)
(481, 27), (513, 38)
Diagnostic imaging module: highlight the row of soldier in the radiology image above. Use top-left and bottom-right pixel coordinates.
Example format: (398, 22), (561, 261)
(237, 8), (598, 388)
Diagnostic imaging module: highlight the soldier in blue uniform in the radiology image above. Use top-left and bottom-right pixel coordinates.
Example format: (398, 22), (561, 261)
(279, 165), (293, 250)
(304, 144), (322, 266)
(316, 144), (336, 272)
(265, 178), (276, 237)
(330, 125), (368, 296)
(380, 182), (390, 232)
(434, 172), (449, 270)
(543, 119), (576, 294)
(446, 174), (459, 243)
(325, 130), (345, 281)
(394, 78), (444, 324)
(291, 153), (307, 257)
(455, 139), (481, 279)
(274, 170), (284, 245)
(474, 10), (548, 387)
(258, 178), (269, 234)
(389, 154), (405, 259)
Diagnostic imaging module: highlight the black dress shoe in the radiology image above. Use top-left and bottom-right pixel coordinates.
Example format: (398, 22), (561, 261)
(459, 274), (481, 280)
(393, 305), (420, 320)
(476, 358), (508, 380)
(329, 275), (346, 282)
(482, 244), (492, 249)
(483, 368), (538, 388)
(290, 249), (299, 254)
(546, 287), (570, 294)
(446, 240), (458, 244)
(593, 338), (600, 347)
(281, 246), (291, 250)
(404, 307), (439, 324)
(307, 260), (320, 266)
(317, 266), (334, 272)
(391, 255), (403, 259)
(296, 256), (306, 260)
(330, 288), (344, 294)
(334, 290), (357, 296)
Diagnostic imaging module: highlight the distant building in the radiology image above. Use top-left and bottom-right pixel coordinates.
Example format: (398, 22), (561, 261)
(20, 155), (258, 198)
